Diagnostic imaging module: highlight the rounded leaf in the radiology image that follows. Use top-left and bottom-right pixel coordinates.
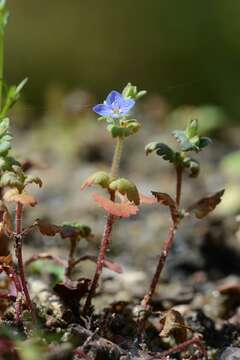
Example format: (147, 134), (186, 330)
(109, 178), (140, 205)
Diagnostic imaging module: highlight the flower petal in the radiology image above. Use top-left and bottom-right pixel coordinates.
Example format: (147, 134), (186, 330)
(93, 104), (111, 117)
(119, 98), (135, 114)
(106, 91), (122, 105)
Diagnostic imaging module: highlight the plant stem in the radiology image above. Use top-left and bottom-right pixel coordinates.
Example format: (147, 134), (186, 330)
(176, 166), (183, 207)
(83, 137), (124, 315)
(0, 25), (4, 112)
(141, 222), (175, 308)
(15, 202), (36, 322)
(65, 237), (77, 279)
(140, 166), (183, 326)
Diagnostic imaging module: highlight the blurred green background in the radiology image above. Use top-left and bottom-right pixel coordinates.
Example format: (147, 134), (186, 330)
(4, 0), (240, 120)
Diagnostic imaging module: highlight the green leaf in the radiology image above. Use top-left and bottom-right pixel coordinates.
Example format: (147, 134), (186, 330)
(172, 130), (198, 151)
(0, 140), (10, 155)
(109, 177), (140, 205)
(186, 119), (198, 138)
(107, 124), (131, 138)
(62, 222), (92, 238)
(145, 142), (177, 164)
(0, 171), (23, 189)
(183, 157), (200, 178)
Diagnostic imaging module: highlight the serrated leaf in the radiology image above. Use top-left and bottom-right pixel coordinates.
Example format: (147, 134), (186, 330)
(0, 171), (23, 189)
(93, 192), (139, 218)
(81, 171), (110, 190)
(145, 142), (177, 164)
(172, 130), (198, 151)
(186, 189), (225, 219)
(4, 188), (37, 207)
(24, 175), (43, 188)
(152, 191), (180, 225)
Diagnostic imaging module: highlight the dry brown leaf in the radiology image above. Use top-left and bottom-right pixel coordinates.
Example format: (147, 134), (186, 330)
(160, 309), (187, 343)
(152, 191), (180, 225)
(186, 189), (225, 219)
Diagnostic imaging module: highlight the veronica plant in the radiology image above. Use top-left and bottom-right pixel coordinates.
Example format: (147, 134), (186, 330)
(82, 83), (146, 315)
(141, 119), (224, 311)
(0, 0), (42, 323)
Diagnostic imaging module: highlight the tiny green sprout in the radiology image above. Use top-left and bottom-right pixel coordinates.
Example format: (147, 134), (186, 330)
(173, 119), (212, 152)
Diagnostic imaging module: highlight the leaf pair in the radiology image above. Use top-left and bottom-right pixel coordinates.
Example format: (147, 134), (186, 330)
(152, 189), (225, 224)
(36, 219), (93, 240)
(81, 172), (140, 205)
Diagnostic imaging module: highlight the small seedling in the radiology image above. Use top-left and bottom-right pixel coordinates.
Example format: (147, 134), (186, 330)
(137, 119), (224, 357)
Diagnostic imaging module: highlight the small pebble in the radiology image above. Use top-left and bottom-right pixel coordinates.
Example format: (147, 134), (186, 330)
(219, 347), (240, 360)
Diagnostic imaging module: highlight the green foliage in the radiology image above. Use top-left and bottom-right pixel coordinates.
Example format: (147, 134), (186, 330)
(122, 82), (147, 100)
(173, 119), (212, 152)
(1, 78), (28, 118)
(145, 142), (177, 163)
(109, 177), (140, 205)
(107, 119), (141, 138)
(0, 0), (9, 33)
(62, 221), (92, 238)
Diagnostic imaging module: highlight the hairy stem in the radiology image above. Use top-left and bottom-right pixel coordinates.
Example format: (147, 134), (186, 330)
(0, 24), (4, 112)
(139, 166), (183, 333)
(150, 336), (208, 359)
(176, 166), (183, 207)
(65, 237), (77, 279)
(15, 202), (36, 322)
(83, 137), (124, 315)
(141, 222), (175, 309)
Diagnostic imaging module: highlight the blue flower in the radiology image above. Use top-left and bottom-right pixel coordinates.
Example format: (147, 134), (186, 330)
(93, 91), (135, 119)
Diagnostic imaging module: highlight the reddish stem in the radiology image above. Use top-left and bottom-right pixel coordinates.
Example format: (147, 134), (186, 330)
(139, 165), (183, 333)
(15, 202), (36, 322)
(141, 222), (175, 309)
(3, 265), (22, 322)
(176, 166), (183, 207)
(83, 194), (115, 315)
(150, 336), (208, 359)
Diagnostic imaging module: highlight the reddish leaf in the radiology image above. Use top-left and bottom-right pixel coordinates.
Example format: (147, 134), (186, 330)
(93, 192), (139, 218)
(152, 191), (180, 225)
(186, 189), (225, 219)
(4, 188), (37, 207)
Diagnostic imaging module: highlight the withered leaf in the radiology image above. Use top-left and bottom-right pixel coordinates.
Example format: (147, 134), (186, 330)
(93, 192), (139, 218)
(36, 219), (60, 236)
(186, 189), (225, 219)
(4, 188), (37, 207)
(0, 202), (13, 256)
(160, 309), (187, 343)
(152, 191), (180, 225)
